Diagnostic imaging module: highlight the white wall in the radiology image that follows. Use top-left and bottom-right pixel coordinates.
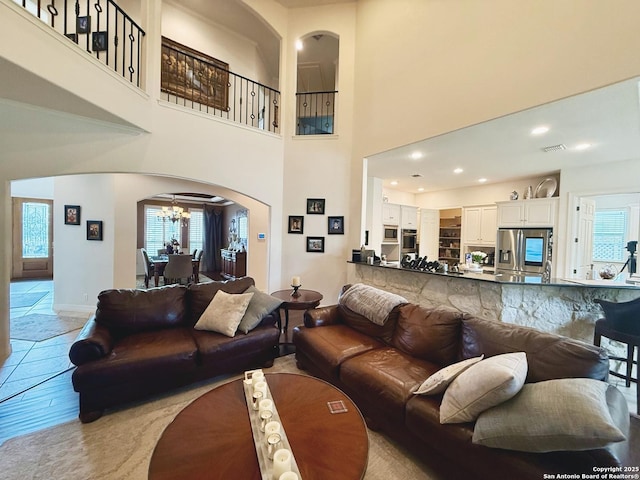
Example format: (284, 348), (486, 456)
(162, 1), (272, 88)
(11, 177), (54, 199)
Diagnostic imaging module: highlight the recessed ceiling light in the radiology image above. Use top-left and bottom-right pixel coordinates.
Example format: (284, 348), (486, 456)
(531, 126), (550, 135)
(417, 187), (424, 192)
(574, 143), (592, 151)
(410, 151), (423, 160)
(295, 39), (303, 51)
(453, 168), (463, 174)
(478, 178), (487, 183)
(390, 180), (398, 186)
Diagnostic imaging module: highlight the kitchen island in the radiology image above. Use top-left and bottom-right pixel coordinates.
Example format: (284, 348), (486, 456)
(346, 261), (640, 346)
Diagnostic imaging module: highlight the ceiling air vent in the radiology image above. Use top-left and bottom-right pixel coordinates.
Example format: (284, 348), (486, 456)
(541, 144), (567, 152)
(411, 174), (423, 178)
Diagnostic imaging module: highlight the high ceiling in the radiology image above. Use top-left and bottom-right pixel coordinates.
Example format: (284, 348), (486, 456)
(275, 0), (356, 7)
(367, 77), (640, 194)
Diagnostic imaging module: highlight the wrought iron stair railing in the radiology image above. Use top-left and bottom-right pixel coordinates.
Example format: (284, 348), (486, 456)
(295, 90), (337, 135)
(14, 0), (145, 87)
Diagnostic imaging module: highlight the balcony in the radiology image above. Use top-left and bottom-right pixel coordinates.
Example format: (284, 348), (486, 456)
(295, 91), (337, 135)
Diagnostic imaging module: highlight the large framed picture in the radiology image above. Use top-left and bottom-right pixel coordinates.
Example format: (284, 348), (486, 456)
(92, 31), (108, 52)
(288, 215), (304, 234)
(86, 220), (103, 241)
(328, 216), (344, 234)
(64, 205), (81, 225)
(306, 198), (325, 215)
(161, 37), (229, 111)
(306, 236), (325, 253)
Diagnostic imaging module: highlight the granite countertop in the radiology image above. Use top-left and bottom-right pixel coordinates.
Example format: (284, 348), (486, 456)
(349, 261), (640, 289)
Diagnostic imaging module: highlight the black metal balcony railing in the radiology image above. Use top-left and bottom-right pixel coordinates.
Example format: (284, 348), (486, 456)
(296, 91), (337, 135)
(160, 42), (281, 134)
(16, 0), (145, 87)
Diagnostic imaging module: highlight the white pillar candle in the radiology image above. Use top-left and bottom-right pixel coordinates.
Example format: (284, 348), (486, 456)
(279, 473), (299, 480)
(253, 381), (267, 396)
(251, 371), (264, 383)
(272, 449), (292, 479)
(291, 276), (301, 287)
(264, 420), (281, 435)
(258, 398), (274, 414)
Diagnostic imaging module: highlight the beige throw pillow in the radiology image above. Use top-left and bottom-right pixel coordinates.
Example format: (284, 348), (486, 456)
(194, 290), (254, 337)
(440, 352), (528, 424)
(413, 355), (484, 395)
(472, 378), (628, 452)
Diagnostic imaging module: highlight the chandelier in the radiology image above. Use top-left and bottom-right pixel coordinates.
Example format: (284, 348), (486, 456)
(157, 196), (191, 226)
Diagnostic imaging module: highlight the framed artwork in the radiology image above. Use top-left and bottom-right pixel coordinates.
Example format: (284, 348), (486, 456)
(65, 33), (78, 43)
(77, 16), (91, 34)
(92, 31), (108, 52)
(306, 198), (325, 215)
(306, 236), (325, 253)
(161, 37), (229, 111)
(86, 220), (103, 241)
(64, 205), (81, 225)
(288, 215), (304, 234)
(328, 216), (344, 234)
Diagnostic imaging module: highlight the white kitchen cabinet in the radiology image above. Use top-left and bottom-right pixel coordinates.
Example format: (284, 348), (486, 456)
(462, 205), (497, 245)
(496, 198), (558, 228)
(382, 203), (401, 225)
(401, 206), (418, 229)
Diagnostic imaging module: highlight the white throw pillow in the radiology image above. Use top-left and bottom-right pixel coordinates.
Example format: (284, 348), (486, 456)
(440, 352), (528, 424)
(413, 355), (484, 395)
(473, 378), (628, 452)
(194, 290), (254, 337)
(238, 285), (283, 334)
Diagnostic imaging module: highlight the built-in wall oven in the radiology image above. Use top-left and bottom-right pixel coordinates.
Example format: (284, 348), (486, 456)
(402, 229), (417, 253)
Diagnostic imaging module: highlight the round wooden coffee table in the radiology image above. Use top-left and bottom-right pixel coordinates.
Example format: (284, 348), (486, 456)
(148, 373), (368, 480)
(270, 289), (323, 331)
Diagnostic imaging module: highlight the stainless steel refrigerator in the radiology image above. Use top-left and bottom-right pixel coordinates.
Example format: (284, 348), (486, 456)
(495, 228), (553, 275)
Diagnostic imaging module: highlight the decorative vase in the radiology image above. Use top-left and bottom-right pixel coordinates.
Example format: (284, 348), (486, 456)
(524, 185), (533, 199)
(599, 264), (617, 280)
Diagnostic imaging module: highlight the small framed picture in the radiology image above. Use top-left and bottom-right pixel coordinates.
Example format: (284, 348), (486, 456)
(328, 216), (344, 235)
(64, 205), (81, 225)
(306, 198), (325, 215)
(306, 236), (325, 253)
(92, 31), (108, 51)
(288, 215), (304, 234)
(86, 220), (103, 241)
(65, 33), (78, 43)
(77, 15), (91, 34)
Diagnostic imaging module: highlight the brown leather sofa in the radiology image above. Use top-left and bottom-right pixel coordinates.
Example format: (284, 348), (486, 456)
(69, 277), (280, 423)
(293, 287), (640, 480)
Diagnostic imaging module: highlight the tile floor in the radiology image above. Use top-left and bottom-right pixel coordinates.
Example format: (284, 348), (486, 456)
(0, 279), (84, 444)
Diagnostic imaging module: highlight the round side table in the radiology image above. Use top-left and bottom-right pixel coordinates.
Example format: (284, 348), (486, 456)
(270, 288), (323, 332)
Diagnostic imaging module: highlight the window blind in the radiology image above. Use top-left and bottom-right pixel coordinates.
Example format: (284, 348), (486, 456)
(593, 209), (627, 262)
(145, 205), (182, 254)
(189, 209), (204, 254)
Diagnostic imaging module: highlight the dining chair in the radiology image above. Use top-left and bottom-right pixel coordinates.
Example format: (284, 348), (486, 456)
(192, 249), (198, 259)
(163, 254), (194, 285)
(140, 248), (155, 289)
(594, 297), (640, 414)
(193, 250), (204, 283)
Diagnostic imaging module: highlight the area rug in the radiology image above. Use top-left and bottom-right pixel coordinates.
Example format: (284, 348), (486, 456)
(9, 292), (48, 309)
(10, 314), (87, 342)
(0, 355), (441, 480)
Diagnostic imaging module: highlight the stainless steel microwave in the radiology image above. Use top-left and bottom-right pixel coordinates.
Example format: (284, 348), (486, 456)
(384, 226), (398, 241)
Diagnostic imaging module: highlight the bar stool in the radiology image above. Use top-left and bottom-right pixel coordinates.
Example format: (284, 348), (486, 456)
(594, 297), (640, 414)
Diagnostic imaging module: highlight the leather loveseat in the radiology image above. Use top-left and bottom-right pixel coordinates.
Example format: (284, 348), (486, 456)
(69, 277), (280, 423)
(293, 284), (639, 480)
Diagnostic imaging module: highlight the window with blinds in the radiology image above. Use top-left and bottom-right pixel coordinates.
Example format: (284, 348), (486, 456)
(189, 209), (204, 254)
(144, 205), (182, 255)
(593, 209), (628, 262)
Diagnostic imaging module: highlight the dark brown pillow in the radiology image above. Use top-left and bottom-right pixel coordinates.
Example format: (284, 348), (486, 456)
(95, 285), (188, 334)
(390, 303), (463, 366)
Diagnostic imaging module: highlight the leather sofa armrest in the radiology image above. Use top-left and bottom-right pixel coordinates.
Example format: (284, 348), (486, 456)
(303, 305), (342, 327)
(68, 316), (114, 366)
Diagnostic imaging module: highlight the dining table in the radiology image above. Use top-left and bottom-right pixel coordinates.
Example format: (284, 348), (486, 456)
(150, 254), (199, 286)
